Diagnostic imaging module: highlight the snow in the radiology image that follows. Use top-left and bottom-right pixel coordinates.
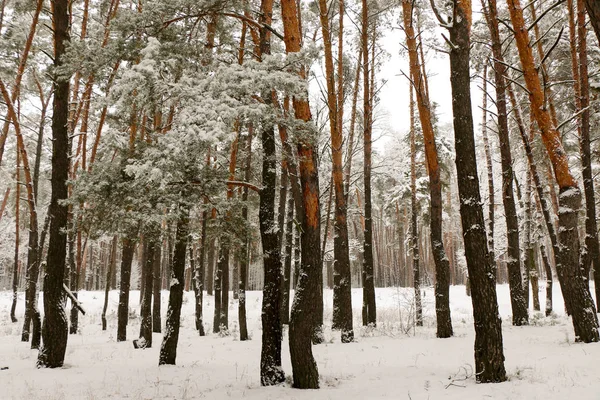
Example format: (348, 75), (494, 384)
(2, 284), (600, 399)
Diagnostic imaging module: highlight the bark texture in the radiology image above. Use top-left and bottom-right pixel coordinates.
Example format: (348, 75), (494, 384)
(37, 0), (70, 368)
(444, 0), (507, 382)
(282, 0), (321, 388)
(117, 237), (136, 342)
(159, 206), (189, 365)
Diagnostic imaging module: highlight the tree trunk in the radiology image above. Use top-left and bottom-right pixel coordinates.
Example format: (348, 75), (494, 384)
(152, 239), (162, 333)
(282, 0), (321, 388)
(21, 83), (47, 342)
(540, 244), (553, 316)
(506, 0), (599, 342)
(361, 0), (377, 328)
(159, 206), (189, 365)
(442, 0), (507, 382)
(401, 2), (452, 334)
(317, 0), (354, 343)
(11, 147), (20, 323)
(239, 127), (253, 341)
(102, 236), (117, 331)
(409, 87), (423, 327)
(281, 187), (294, 325)
(117, 237), (136, 342)
(37, 0), (70, 368)
(481, 0), (528, 325)
(195, 213), (207, 336)
(136, 238), (156, 348)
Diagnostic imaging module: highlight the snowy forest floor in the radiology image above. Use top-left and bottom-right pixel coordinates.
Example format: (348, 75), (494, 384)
(1, 284), (599, 399)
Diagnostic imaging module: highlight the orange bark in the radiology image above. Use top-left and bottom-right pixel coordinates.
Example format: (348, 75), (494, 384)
(505, 0), (577, 189)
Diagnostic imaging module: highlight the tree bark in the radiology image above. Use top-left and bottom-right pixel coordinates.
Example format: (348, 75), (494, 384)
(136, 238), (156, 348)
(159, 206), (189, 365)
(239, 127), (253, 341)
(152, 238), (162, 333)
(441, 0), (507, 382)
(282, 0), (321, 388)
(37, 0), (70, 368)
(409, 87), (423, 327)
(361, 0), (377, 328)
(117, 237), (136, 342)
(102, 236), (117, 331)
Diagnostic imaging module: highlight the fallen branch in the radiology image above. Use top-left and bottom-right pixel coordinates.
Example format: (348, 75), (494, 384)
(62, 283), (86, 315)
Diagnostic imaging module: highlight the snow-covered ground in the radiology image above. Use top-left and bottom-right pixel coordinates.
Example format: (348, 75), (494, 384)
(1, 284), (599, 399)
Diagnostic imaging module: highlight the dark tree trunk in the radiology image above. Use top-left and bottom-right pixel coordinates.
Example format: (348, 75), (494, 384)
(117, 237), (136, 342)
(280, 186), (294, 325)
(21, 97), (45, 342)
(102, 236), (117, 331)
(159, 206), (189, 365)
(152, 240), (162, 333)
(482, 0), (528, 325)
(540, 244), (553, 316)
(37, 0), (70, 368)
(282, 0), (321, 388)
(136, 238), (156, 348)
(206, 237), (215, 296)
(30, 213), (49, 349)
(445, 0), (507, 382)
(195, 213), (207, 336)
(259, 95), (285, 387)
(239, 128), (253, 341)
(215, 244), (230, 333)
(11, 152), (19, 324)
(361, 0), (376, 327)
(68, 229), (78, 334)
(213, 241), (222, 334)
(408, 88), (423, 328)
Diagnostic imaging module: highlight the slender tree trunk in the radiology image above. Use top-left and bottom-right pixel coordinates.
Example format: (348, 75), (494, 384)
(11, 148), (20, 323)
(318, 0), (353, 342)
(101, 236), (117, 331)
(281, 186), (294, 325)
(480, 65), (495, 264)
(195, 214), (207, 336)
(152, 238), (162, 333)
(117, 237), (136, 342)
(239, 127), (253, 341)
(506, 0), (599, 342)
(409, 88), (423, 327)
(361, 0), (377, 327)
(481, 0), (528, 325)
(21, 82), (47, 342)
(256, 0), (285, 383)
(402, 1), (452, 335)
(136, 238), (156, 348)
(159, 206), (189, 365)
(213, 237), (222, 333)
(540, 244), (553, 316)
(37, 0), (70, 368)
(440, 0), (507, 382)
(282, 0), (321, 388)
